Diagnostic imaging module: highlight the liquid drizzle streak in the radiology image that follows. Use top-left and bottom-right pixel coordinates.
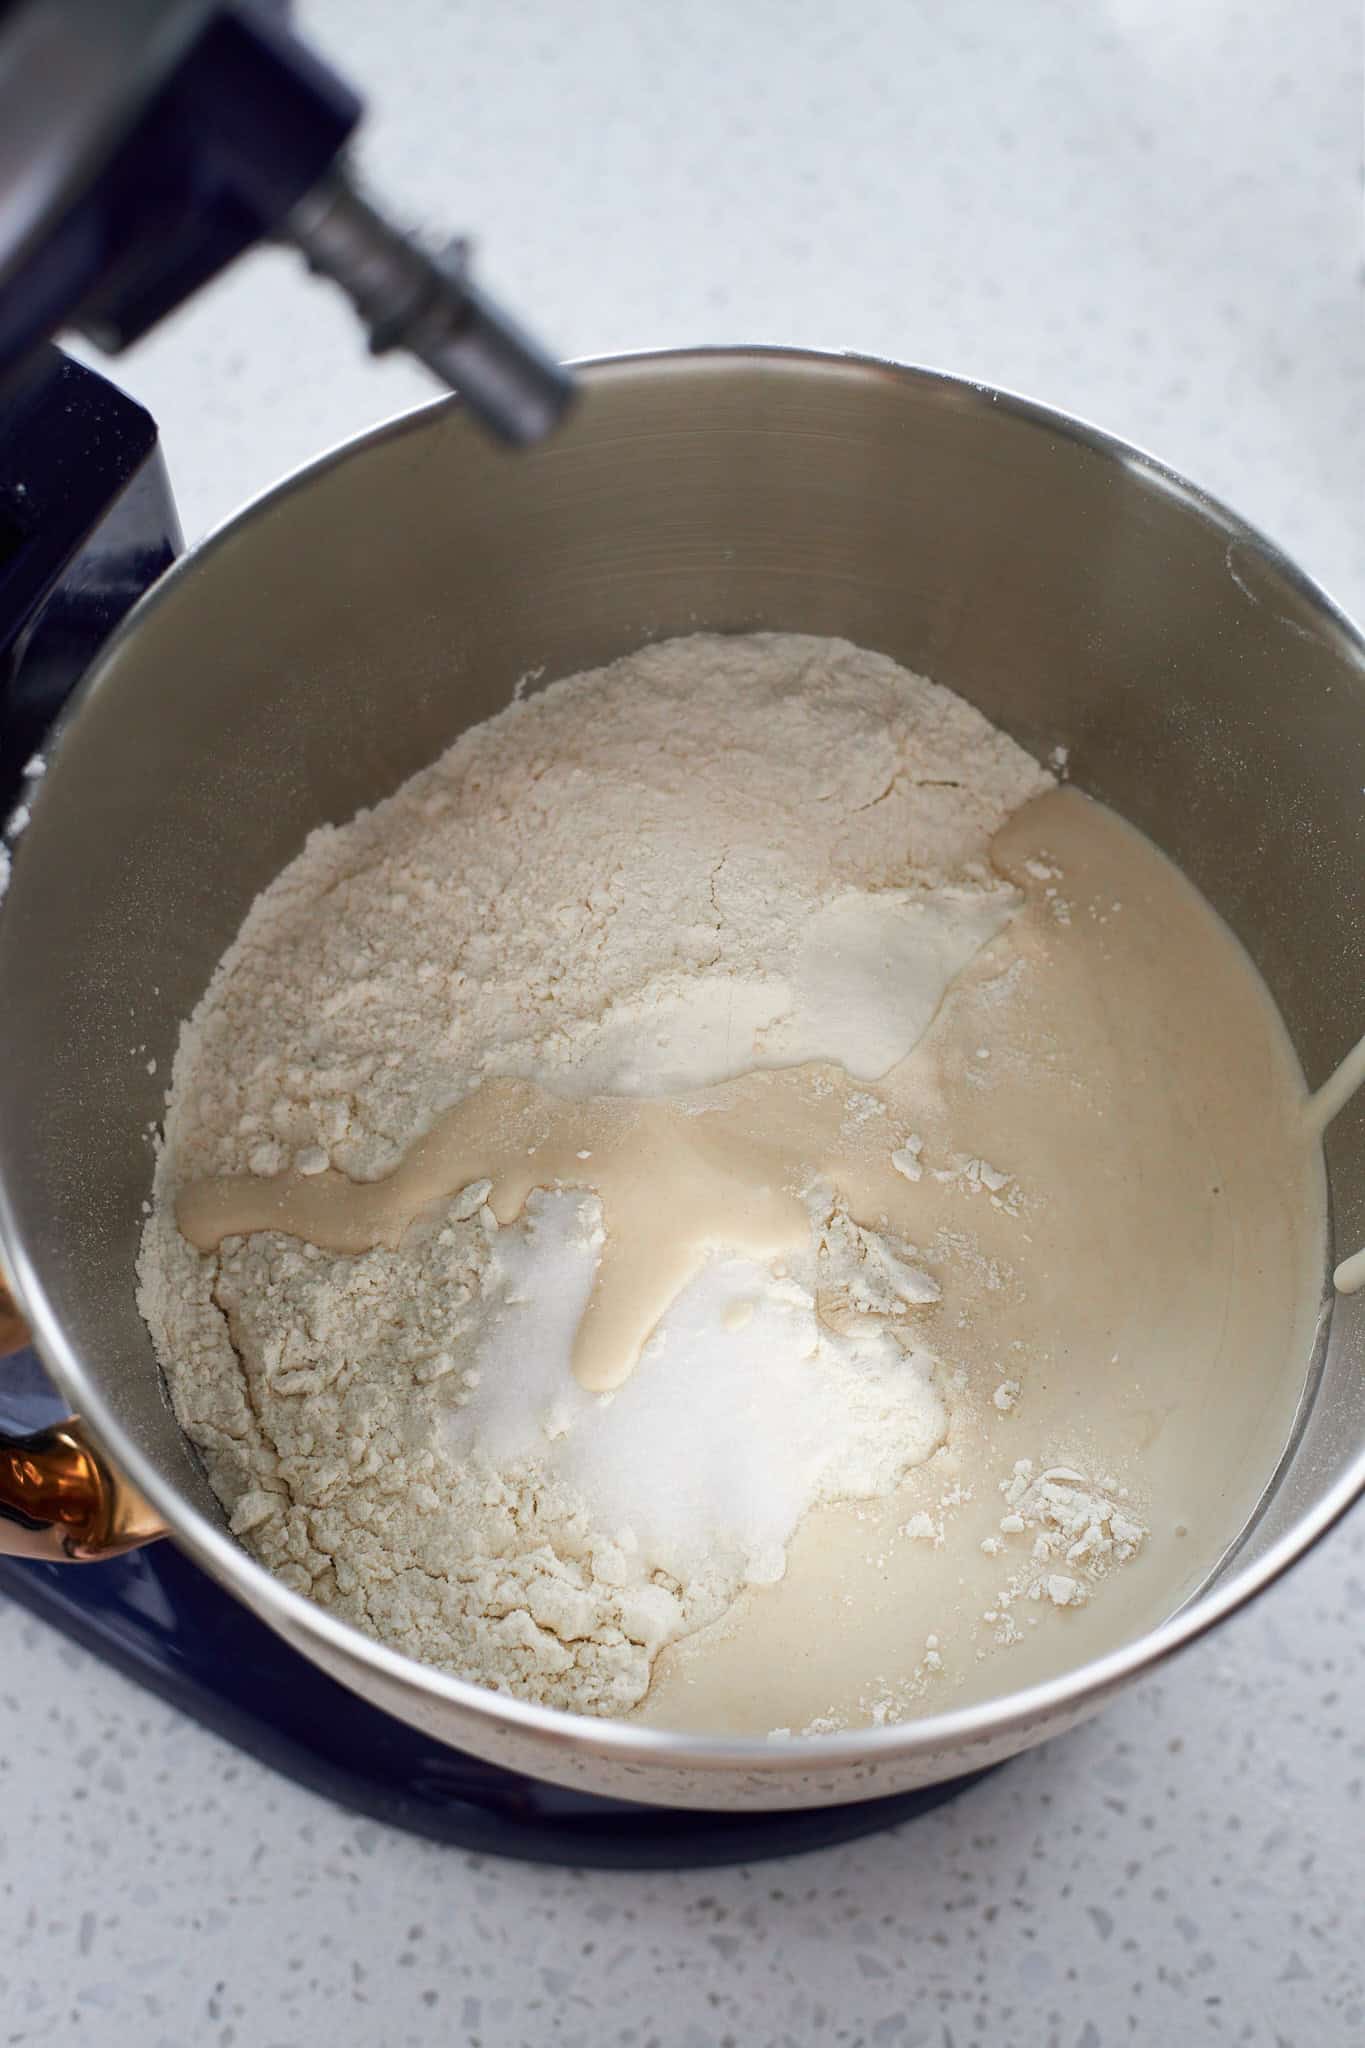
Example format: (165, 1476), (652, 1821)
(177, 1063), (933, 1393)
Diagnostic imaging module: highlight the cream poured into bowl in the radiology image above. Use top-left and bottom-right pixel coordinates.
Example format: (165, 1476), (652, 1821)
(640, 786), (1330, 1733)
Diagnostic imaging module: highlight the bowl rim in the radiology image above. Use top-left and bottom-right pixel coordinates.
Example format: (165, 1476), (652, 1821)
(5, 341), (1364, 1775)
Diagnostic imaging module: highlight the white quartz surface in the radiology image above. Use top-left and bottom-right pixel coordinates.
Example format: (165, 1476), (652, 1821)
(4, 1), (1363, 2042)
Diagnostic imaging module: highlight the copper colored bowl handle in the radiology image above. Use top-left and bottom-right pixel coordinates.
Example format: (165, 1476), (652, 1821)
(0, 1275), (167, 1561)
(0, 1276), (25, 1358)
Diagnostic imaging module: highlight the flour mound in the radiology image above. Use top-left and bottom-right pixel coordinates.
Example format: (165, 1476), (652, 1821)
(138, 633), (1051, 1713)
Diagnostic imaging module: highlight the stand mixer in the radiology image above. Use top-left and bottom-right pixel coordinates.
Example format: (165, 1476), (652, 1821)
(0, 0), (986, 1863)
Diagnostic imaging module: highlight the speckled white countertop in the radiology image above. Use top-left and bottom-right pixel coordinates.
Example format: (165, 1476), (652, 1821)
(3, 2), (1363, 2042)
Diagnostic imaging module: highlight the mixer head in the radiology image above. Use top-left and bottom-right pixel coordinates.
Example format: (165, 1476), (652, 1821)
(0, 0), (572, 444)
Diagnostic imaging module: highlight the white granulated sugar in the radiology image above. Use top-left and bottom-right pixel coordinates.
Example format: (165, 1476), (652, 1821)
(139, 632), (1052, 1713)
(459, 1197), (945, 1595)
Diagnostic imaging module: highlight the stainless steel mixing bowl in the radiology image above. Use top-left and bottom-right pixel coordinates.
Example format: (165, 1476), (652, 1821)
(1, 348), (1362, 1810)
